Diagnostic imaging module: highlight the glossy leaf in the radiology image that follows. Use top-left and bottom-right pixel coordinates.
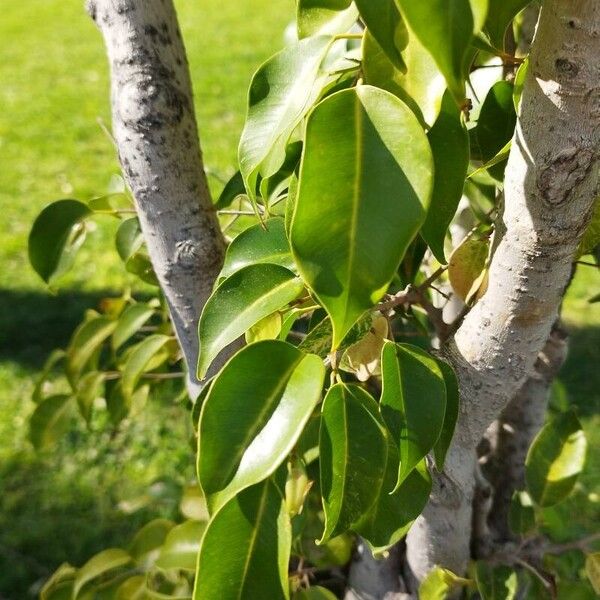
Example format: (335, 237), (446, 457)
(484, 0), (532, 50)
(215, 170), (245, 210)
(194, 481), (291, 600)
(73, 548), (132, 599)
(421, 91), (470, 263)
(508, 490), (536, 536)
(475, 562), (518, 600)
(112, 303), (155, 351)
(239, 36), (332, 202)
(290, 86), (433, 348)
(420, 567), (471, 600)
(198, 340), (325, 513)
(156, 520), (207, 571)
(525, 410), (588, 507)
(380, 342), (446, 489)
(586, 553), (600, 595)
(29, 394), (73, 450)
(319, 384), (388, 542)
(129, 518), (175, 565)
(356, 449), (432, 554)
(246, 312), (283, 343)
(448, 237), (489, 302)
(355, 0), (407, 71)
(297, 0), (359, 38)
(293, 587), (338, 600)
(197, 264), (304, 378)
(66, 316), (117, 385)
(220, 218), (295, 279)
(180, 485), (210, 522)
(28, 199), (92, 284)
(433, 359), (460, 470)
(395, 0), (474, 102)
(121, 334), (172, 401)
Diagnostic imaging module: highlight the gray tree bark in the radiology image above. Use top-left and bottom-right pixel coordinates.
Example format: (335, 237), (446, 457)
(87, 0), (226, 398)
(406, 0), (599, 584)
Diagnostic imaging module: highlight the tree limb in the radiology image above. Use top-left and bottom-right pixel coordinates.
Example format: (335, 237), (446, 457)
(86, 0), (226, 398)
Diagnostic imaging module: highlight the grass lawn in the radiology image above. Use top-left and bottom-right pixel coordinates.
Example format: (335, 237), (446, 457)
(0, 1), (598, 598)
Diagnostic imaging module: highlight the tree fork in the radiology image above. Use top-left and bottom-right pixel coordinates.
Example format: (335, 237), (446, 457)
(406, 0), (599, 584)
(87, 0), (226, 397)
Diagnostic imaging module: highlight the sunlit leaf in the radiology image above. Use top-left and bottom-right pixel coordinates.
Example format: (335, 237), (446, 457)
(484, 0), (532, 50)
(297, 0), (359, 38)
(29, 394), (74, 450)
(448, 237), (490, 302)
(128, 518), (175, 567)
(112, 303), (156, 351)
(73, 548), (132, 599)
(419, 566), (471, 600)
(156, 520), (207, 572)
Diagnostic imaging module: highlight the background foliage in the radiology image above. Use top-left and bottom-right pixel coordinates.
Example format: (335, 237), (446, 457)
(0, 0), (598, 598)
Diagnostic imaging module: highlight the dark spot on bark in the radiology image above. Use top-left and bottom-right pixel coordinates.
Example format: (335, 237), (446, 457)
(555, 58), (579, 79)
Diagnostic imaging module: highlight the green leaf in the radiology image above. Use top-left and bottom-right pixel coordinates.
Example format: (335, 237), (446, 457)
(194, 481), (291, 600)
(198, 340), (325, 514)
(155, 520), (207, 572)
(525, 410), (588, 507)
(215, 170), (246, 210)
(475, 562), (518, 600)
(420, 566), (471, 600)
(356, 450), (432, 554)
(319, 384), (388, 542)
(433, 359), (460, 470)
(586, 553), (600, 596)
(112, 303), (156, 351)
(28, 199), (92, 284)
(40, 563), (76, 600)
(246, 312), (283, 343)
(355, 0), (407, 71)
(484, 0), (532, 50)
(470, 80), (516, 181)
(121, 334), (172, 401)
(29, 394), (73, 450)
(508, 490), (536, 536)
(297, 0), (359, 38)
(448, 237), (489, 302)
(128, 518), (175, 566)
(293, 586), (338, 600)
(73, 548), (132, 599)
(180, 485), (210, 522)
(380, 342), (446, 490)
(290, 86), (433, 348)
(66, 316), (117, 385)
(395, 0), (475, 102)
(87, 192), (132, 215)
(220, 218), (295, 279)
(115, 217), (158, 285)
(33, 349), (66, 404)
(197, 264), (305, 378)
(75, 371), (105, 423)
(578, 199), (600, 257)
(421, 91), (470, 263)
(239, 36), (332, 203)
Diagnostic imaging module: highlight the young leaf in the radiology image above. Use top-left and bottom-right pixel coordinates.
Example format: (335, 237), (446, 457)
(380, 342), (446, 490)
(419, 566), (471, 600)
(155, 520), (207, 572)
(290, 86), (433, 349)
(28, 199), (92, 284)
(448, 237), (490, 302)
(355, 0), (407, 71)
(220, 218), (295, 279)
(73, 548), (132, 600)
(239, 36), (332, 202)
(197, 264), (304, 378)
(475, 562), (518, 600)
(433, 359), (460, 470)
(319, 384), (388, 542)
(194, 481), (291, 600)
(121, 334), (172, 401)
(198, 340), (325, 514)
(29, 394), (74, 450)
(297, 0), (359, 39)
(112, 303), (156, 351)
(421, 91), (470, 263)
(525, 410), (588, 507)
(484, 0), (532, 51)
(395, 0), (475, 102)
(356, 448), (432, 554)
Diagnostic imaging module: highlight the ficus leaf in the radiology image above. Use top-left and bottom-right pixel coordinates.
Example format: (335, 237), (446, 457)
(29, 394), (74, 451)
(448, 237), (490, 302)
(40, 563), (76, 600)
(419, 566), (471, 600)
(112, 303), (156, 351)
(197, 264), (305, 378)
(525, 410), (588, 507)
(296, 0), (359, 39)
(155, 520), (207, 572)
(319, 383), (388, 542)
(28, 199), (92, 285)
(115, 218), (158, 285)
(380, 342), (446, 490)
(293, 586), (338, 600)
(239, 36), (332, 203)
(475, 562), (518, 600)
(433, 359), (460, 471)
(339, 314), (388, 381)
(220, 218), (295, 279)
(198, 340), (325, 514)
(194, 481), (291, 600)
(421, 90), (470, 263)
(290, 86), (433, 349)
(214, 170), (246, 210)
(508, 490), (536, 536)
(73, 548), (132, 600)
(128, 518), (175, 566)
(484, 0), (532, 51)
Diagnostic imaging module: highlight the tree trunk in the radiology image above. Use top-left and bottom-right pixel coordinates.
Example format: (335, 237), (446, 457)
(86, 0), (226, 398)
(406, 0), (599, 584)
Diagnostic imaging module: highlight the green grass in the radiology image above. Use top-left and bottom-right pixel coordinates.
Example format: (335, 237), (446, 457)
(0, 1), (598, 598)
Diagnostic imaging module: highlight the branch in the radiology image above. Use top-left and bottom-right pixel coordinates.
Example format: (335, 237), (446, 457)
(87, 0), (227, 398)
